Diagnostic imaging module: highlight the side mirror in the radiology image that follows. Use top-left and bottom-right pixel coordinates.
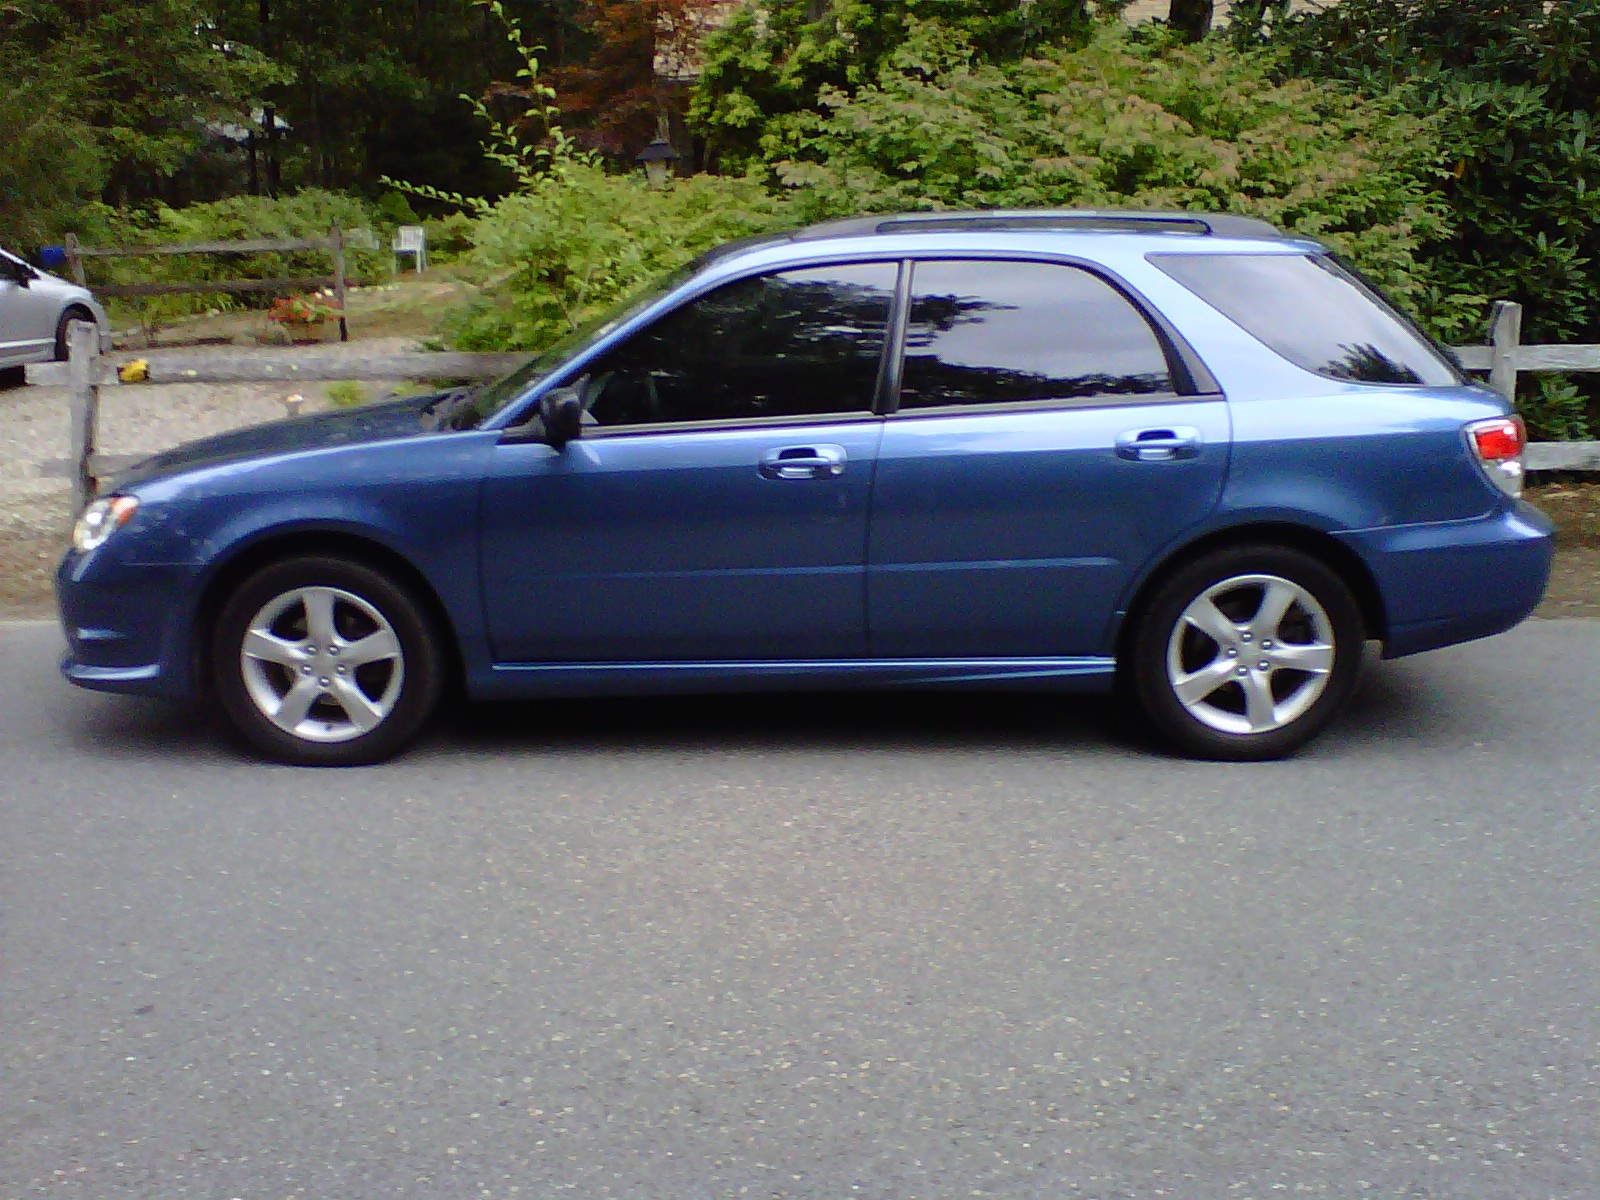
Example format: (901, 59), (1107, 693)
(1, 258), (32, 286)
(539, 387), (584, 450)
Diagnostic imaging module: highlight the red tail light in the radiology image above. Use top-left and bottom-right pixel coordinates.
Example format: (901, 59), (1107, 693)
(1472, 417), (1524, 460)
(1466, 416), (1525, 498)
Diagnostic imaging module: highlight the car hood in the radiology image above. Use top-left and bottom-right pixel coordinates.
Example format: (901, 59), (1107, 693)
(112, 393), (443, 490)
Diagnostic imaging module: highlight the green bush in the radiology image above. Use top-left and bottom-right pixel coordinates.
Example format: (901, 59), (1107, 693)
(768, 20), (1470, 335)
(325, 381), (369, 409)
(446, 164), (795, 351)
(1263, 0), (1600, 434)
(1519, 375), (1595, 444)
(421, 212), (479, 266)
(691, 0), (1094, 170)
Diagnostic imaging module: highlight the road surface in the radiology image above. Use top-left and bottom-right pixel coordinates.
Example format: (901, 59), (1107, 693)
(3, 619), (1597, 1198)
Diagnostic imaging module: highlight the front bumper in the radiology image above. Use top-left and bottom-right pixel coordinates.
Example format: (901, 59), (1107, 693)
(56, 551), (197, 700)
(1337, 500), (1555, 660)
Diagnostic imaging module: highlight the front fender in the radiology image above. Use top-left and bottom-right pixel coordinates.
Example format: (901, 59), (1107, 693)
(113, 441), (490, 696)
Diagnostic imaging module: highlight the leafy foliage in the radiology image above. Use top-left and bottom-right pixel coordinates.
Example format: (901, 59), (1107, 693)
(73, 190), (390, 329)
(0, 0), (284, 237)
(1520, 375), (1595, 444)
(691, 0), (1093, 170)
(448, 165), (794, 350)
(547, 0), (720, 160)
(1264, 0), (1600, 432)
(0, 58), (105, 248)
(204, 0), (557, 200)
(382, 0), (592, 214)
(325, 381), (370, 409)
(768, 21), (1462, 326)
(267, 291), (344, 325)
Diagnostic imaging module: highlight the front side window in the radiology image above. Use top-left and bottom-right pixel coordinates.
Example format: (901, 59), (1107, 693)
(1151, 252), (1460, 386)
(580, 262), (898, 428)
(897, 259), (1174, 410)
(461, 264), (700, 427)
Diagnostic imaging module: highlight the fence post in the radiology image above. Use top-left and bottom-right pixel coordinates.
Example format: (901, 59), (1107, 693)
(66, 320), (101, 513)
(1488, 299), (1522, 401)
(330, 223), (349, 343)
(63, 232), (87, 288)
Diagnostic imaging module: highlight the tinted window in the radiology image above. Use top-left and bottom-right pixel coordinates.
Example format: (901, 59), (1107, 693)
(897, 260), (1173, 409)
(1152, 252), (1459, 386)
(582, 262), (897, 427)
(462, 262), (701, 426)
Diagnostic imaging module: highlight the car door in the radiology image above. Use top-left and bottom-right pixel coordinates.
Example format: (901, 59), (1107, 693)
(868, 257), (1230, 659)
(0, 251), (57, 365)
(479, 260), (899, 663)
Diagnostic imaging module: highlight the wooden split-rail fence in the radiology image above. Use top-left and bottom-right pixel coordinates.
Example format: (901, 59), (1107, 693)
(62, 225), (354, 342)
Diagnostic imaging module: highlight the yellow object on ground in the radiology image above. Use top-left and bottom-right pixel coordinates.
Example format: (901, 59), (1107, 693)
(117, 359), (149, 383)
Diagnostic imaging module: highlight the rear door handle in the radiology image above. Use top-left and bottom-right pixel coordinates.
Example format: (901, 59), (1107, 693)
(759, 444), (847, 480)
(1115, 426), (1202, 462)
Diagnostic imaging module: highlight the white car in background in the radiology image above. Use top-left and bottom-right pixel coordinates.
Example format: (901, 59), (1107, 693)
(0, 248), (112, 369)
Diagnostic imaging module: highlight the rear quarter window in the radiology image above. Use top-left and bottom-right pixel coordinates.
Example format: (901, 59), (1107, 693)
(1151, 252), (1460, 387)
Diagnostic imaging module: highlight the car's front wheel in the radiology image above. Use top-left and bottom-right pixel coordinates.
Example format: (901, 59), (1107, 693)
(1128, 545), (1365, 761)
(211, 556), (442, 765)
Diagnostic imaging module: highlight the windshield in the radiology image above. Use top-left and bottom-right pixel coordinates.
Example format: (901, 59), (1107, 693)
(459, 262), (704, 426)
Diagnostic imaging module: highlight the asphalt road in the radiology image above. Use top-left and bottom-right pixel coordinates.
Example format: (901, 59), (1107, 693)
(3, 619), (1597, 1199)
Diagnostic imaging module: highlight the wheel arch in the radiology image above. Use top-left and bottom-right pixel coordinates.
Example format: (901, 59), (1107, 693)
(1115, 522), (1388, 667)
(54, 303), (98, 359)
(192, 529), (464, 698)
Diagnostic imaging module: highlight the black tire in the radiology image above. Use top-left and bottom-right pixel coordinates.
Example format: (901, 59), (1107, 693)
(211, 556), (443, 766)
(1127, 544), (1365, 761)
(54, 307), (95, 362)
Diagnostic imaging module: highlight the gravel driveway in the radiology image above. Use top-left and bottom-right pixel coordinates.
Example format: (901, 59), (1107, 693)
(0, 338), (425, 613)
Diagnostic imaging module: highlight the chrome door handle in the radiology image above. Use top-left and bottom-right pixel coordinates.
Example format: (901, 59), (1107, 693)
(759, 444), (847, 480)
(1115, 426), (1201, 462)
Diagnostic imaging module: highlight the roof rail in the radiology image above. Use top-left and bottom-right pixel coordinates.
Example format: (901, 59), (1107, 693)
(698, 209), (1294, 267)
(868, 210), (1287, 239)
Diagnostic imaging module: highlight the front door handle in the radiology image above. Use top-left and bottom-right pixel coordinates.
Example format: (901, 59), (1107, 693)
(1115, 426), (1202, 462)
(759, 444), (847, 480)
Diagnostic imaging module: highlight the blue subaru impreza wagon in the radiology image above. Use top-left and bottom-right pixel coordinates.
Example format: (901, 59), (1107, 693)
(57, 211), (1553, 764)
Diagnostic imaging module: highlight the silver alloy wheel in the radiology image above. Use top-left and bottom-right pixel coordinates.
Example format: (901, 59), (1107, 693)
(238, 586), (405, 744)
(1165, 573), (1336, 737)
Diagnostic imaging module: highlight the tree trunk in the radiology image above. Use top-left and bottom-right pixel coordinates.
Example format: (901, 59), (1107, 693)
(1168, 0), (1213, 42)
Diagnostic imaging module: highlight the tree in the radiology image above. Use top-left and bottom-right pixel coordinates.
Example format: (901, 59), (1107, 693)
(546, 0), (719, 161)
(691, 0), (1092, 170)
(0, 0), (283, 211)
(1266, 0), (1600, 336)
(769, 20), (1451, 315)
(1167, 0), (1212, 42)
(203, 0), (575, 199)
(0, 59), (105, 247)
(1265, 0), (1600, 436)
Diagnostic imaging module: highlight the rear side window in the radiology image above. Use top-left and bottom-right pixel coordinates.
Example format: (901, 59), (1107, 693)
(1151, 253), (1459, 386)
(897, 259), (1174, 409)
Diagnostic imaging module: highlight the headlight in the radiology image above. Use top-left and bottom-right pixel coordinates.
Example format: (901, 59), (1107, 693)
(71, 495), (140, 553)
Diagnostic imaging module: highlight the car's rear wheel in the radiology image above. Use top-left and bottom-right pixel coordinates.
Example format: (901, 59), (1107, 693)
(211, 556), (442, 765)
(1128, 545), (1365, 761)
